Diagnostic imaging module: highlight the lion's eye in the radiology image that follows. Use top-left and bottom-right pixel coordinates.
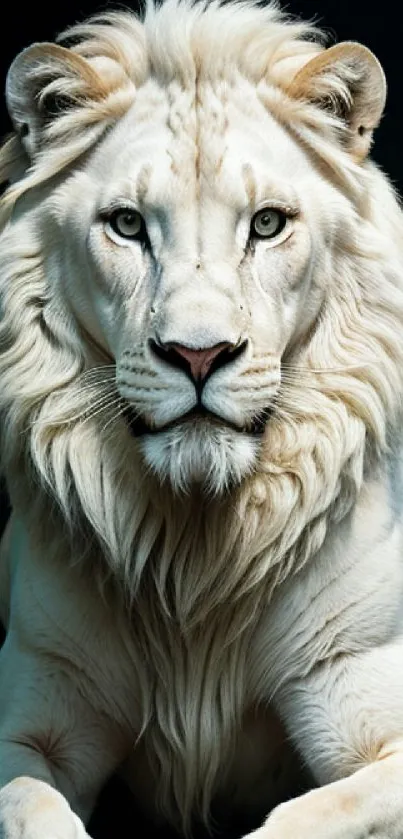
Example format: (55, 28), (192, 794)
(251, 208), (287, 239)
(107, 209), (145, 240)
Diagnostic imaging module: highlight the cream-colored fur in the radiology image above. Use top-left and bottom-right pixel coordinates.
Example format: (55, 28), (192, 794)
(1, 1), (403, 837)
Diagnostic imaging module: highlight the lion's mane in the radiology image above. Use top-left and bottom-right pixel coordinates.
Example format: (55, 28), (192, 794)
(1, 0), (403, 829)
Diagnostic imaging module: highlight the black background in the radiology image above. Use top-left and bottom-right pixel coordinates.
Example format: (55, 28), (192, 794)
(0, 2), (402, 837)
(1, 1), (403, 193)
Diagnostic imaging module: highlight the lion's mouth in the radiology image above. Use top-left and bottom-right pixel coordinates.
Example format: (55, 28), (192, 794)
(124, 404), (271, 437)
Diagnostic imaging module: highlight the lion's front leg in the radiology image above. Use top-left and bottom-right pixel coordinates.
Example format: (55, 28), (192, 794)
(246, 751), (403, 838)
(0, 777), (89, 839)
(0, 634), (127, 839)
(244, 642), (403, 839)
(0, 518), (131, 839)
(0, 632), (124, 839)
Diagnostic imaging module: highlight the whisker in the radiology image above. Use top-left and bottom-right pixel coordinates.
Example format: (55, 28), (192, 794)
(79, 365), (116, 379)
(271, 403), (301, 420)
(77, 394), (124, 430)
(25, 391), (119, 431)
(67, 380), (117, 395)
(77, 391), (121, 417)
(279, 379), (323, 391)
(71, 373), (115, 388)
(281, 361), (380, 375)
(100, 400), (130, 435)
(80, 363), (116, 371)
(76, 375), (116, 388)
(270, 389), (313, 417)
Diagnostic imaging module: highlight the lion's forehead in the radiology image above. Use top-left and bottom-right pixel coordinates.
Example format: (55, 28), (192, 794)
(85, 75), (310, 216)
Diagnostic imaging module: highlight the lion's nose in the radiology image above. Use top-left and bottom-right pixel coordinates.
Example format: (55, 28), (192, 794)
(150, 339), (247, 383)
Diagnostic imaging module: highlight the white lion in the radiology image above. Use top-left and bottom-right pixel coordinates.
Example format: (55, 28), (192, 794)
(1, 1), (403, 837)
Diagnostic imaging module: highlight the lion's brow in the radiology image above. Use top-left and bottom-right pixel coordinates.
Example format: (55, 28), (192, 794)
(136, 164), (152, 204)
(242, 164), (300, 213)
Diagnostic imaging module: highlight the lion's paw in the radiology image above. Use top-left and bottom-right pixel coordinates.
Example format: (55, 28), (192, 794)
(0, 777), (90, 839)
(241, 787), (381, 839)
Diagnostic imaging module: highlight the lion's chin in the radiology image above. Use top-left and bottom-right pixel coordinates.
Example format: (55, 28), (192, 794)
(139, 421), (259, 495)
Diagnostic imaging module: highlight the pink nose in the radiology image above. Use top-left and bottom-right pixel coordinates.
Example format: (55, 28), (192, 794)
(168, 342), (231, 381)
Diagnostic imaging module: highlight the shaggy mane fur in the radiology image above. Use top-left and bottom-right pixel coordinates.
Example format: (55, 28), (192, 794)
(1, 0), (403, 831)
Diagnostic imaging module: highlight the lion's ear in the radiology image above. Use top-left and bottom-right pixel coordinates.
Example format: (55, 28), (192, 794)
(287, 42), (386, 162)
(5, 43), (106, 159)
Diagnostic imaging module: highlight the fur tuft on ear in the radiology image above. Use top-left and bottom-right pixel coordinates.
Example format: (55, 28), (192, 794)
(287, 42), (386, 162)
(5, 43), (133, 159)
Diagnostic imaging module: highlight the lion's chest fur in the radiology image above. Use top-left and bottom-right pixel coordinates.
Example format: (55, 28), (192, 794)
(3, 467), (403, 831)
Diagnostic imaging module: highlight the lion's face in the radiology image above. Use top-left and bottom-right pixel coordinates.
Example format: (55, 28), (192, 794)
(43, 74), (344, 492)
(2, 3), (389, 500)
